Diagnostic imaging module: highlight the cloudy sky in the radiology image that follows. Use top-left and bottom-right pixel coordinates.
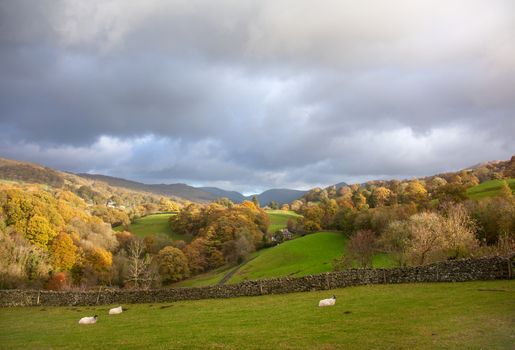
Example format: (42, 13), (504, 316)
(0, 0), (514, 193)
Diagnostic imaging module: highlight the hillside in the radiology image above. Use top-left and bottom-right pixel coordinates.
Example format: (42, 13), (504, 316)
(77, 173), (216, 202)
(176, 231), (395, 287)
(0, 158), (178, 209)
(229, 231), (395, 283)
(198, 187), (246, 203)
(77, 173), (307, 205)
(1, 281), (513, 349)
(114, 213), (192, 242)
(266, 209), (302, 233)
(0, 158), (65, 187)
(0, 157), (306, 205)
(467, 179), (515, 199)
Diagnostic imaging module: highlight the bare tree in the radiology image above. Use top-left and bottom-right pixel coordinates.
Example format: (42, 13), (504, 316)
(126, 240), (154, 289)
(344, 230), (377, 268)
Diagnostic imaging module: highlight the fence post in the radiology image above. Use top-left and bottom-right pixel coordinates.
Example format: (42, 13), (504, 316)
(96, 286), (102, 304)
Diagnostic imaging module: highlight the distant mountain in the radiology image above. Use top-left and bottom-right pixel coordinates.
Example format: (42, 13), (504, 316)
(199, 187), (246, 203)
(251, 189), (307, 206)
(77, 173), (306, 205)
(77, 173), (218, 203)
(0, 157), (307, 204)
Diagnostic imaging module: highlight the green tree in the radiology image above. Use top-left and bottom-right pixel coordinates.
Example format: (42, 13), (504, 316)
(251, 195), (260, 208)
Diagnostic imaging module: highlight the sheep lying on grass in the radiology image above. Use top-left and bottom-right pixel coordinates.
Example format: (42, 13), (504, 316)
(78, 315), (98, 324)
(318, 295), (336, 307)
(109, 306), (123, 315)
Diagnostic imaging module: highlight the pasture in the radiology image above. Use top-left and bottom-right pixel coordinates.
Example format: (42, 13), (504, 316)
(467, 179), (515, 200)
(114, 213), (190, 241)
(0, 280), (513, 349)
(230, 231), (395, 283)
(175, 231), (396, 287)
(266, 209), (302, 233)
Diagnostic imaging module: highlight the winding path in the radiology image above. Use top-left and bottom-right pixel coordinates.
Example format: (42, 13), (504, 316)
(218, 256), (258, 285)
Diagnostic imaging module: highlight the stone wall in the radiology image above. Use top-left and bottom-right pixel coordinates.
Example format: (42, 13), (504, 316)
(1, 256), (513, 307)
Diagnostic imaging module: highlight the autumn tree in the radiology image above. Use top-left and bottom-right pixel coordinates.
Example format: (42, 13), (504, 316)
(406, 212), (444, 265)
(335, 230), (376, 269)
(46, 272), (70, 291)
(404, 180), (428, 204)
(49, 233), (78, 271)
(352, 192), (368, 210)
(26, 215), (56, 248)
(157, 246), (190, 284)
(371, 187), (392, 207)
(435, 183), (468, 203)
(439, 204), (478, 259)
(379, 221), (411, 266)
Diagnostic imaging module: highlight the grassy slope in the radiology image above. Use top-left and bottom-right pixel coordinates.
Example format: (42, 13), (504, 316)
(230, 231), (395, 283)
(467, 178), (515, 200)
(266, 209), (302, 233)
(178, 231), (396, 287)
(176, 210), (305, 287)
(1, 280), (513, 350)
(114, 213), (190, 241)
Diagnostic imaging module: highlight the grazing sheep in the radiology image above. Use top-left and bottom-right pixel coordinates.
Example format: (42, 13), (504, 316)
(109, 306), (123, 315)
(318, 295), (336, 307)
(78, 315), (98, 324)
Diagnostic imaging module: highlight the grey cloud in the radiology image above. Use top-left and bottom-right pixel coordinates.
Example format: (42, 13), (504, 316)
(0, 0), (514, 192)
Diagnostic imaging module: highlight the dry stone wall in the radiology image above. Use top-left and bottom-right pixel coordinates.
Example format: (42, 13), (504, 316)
(1, 256), (513, 307)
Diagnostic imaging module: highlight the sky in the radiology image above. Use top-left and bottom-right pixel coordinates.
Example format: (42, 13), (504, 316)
(0, 0), (514, 194)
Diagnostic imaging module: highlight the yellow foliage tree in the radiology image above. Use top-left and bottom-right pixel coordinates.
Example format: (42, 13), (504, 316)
(372, 186), (392, 207)
(86, 247), (113, 272)
(25, 214), (56, 248)
(50, 233), (78, 271)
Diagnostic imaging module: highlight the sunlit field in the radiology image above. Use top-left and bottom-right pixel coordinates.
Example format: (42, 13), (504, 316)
(1, 280), (513, 350)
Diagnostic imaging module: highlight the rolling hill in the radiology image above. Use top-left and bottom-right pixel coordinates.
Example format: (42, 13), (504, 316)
(77, 173), (217, 202)
(176, 231), (396, 287)
(76, 173), (306, 204)
(0, 158), (65, 187)
(467, 179), (515, 199)
(198, 186), (246, 203)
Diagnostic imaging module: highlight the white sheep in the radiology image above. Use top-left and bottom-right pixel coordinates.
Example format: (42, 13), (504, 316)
(318, 295), (336, 307)
(78, 315), (98, 324)
(109, 306), (123, 315)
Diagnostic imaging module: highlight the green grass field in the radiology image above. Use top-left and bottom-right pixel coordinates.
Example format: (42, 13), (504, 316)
(114, 213), (190, 241)
(230, 231), (395, 283)
(1, 280), (513, 349)
(266, 209), (302, 233)
(177, 231), (396, 287)
(467, 179), (515, 200)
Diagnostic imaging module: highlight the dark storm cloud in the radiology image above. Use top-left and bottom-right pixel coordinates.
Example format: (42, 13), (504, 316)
(0, 0), (514, 192)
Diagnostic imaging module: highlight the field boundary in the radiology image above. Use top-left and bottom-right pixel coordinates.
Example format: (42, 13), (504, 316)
(1, 255), (513, 307)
